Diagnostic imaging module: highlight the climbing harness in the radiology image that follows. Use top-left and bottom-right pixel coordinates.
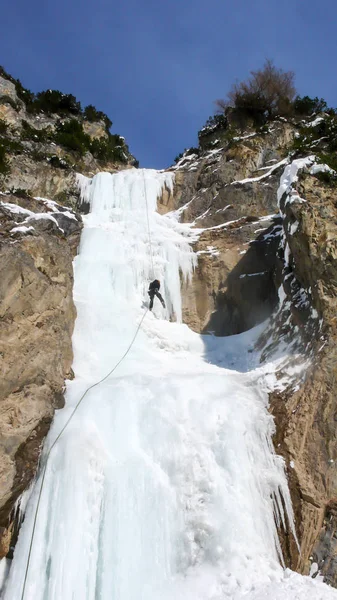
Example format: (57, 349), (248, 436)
(20, 172), (154, 600)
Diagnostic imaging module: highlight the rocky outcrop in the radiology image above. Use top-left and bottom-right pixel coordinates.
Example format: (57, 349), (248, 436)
(262, 168), (337, 581)
(0, 191), (82, 557)
(180, 217), (280, 334)
(4, 154), (79, 208)
(0, 78), (17, 104)
(159, 121), (294, 335)
(0, 73), (136, 204)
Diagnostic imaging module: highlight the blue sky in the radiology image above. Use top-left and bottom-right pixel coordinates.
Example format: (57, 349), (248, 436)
(1, 0), (336, 168)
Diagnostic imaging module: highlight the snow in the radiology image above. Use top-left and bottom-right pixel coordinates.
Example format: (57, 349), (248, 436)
(289, 222), (299, 235)
(10, 225), (35, 234)
(1, 198), (77, 233)
(27, 212), (61, 226)
(166, 198), (195, 222)
(197, 245), (220, 257)
(172, 148), (223, 172)
(194, 207), (211, 221)
(34, 197), (78, 220)
(238, 569), (337, 600)
(205, 148), (223, 158)
(3, 168), (337, 600)
(215, 204), (232, 214)
(0, 201), (33, 216)
(203, 216), (245, 231)
(310, 163), (336, 176)
(277, 156), (315, 206)
(232, 132), (257, 142)
(0, 560), (10, 593)
(198, 213), (276, 235)
(307, 116), (324, 128)
(308, 136), (328, 148)
(171, 152), (199, 171)
(239, 271), (267, 278)
(277, 159), (335, 248)
(257, 214), (279, 222)
(34, 197), (59, 211)
(231, 158), (289, 185)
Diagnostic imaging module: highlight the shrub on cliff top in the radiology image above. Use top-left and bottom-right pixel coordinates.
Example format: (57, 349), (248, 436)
(90, 134), (128, 163)
(27, 90), (82, 116)
(0, 65), (135, 166)
(216, 60), (296, 127)
(0, 65), (34, 105)
(198, 114), (227, 138)
(84, 105), (112, 131)
(291, 111), (337, 164)
(54, 119), (129, 162)
(293, 95), (327, 117)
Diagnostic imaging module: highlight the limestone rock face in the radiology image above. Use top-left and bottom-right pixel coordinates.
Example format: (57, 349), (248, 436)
(159, 122), (293, 335)
(264, 171), (337, 582)
(5, 155), (79, 206)
(0, 191), (82, 557)
(181, 217), (281, 334)
(82, 120), (108, 140)
(0, 104), (22, 128)
(0, 77), (17, 104)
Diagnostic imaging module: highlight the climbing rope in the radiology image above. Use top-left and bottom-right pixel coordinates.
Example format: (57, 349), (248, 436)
(20, 172), (155, 600)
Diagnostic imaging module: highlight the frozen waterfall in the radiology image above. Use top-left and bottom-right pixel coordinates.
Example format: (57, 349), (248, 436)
(3, 168), (336, 600)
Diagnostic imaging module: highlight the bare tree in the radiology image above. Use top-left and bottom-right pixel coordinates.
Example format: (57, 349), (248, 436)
(216, 60), (296, 124)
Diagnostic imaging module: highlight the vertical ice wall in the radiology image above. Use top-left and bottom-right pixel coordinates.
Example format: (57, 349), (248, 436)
(76, 169), (196, 322)
(3, 167), (303, 600)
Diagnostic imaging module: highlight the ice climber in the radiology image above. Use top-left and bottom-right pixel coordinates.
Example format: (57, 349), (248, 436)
(148, 279), (166, 311)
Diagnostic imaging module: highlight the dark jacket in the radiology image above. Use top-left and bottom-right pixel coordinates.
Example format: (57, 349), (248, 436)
(149, 279), (160, 292)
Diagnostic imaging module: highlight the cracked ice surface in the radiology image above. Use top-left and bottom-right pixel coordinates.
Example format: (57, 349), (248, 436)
(3, 168), (337, 600)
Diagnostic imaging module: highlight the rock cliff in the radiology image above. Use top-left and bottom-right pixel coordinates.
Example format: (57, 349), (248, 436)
(162, 120), (293, 335)
(0, 191), (81, 557)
